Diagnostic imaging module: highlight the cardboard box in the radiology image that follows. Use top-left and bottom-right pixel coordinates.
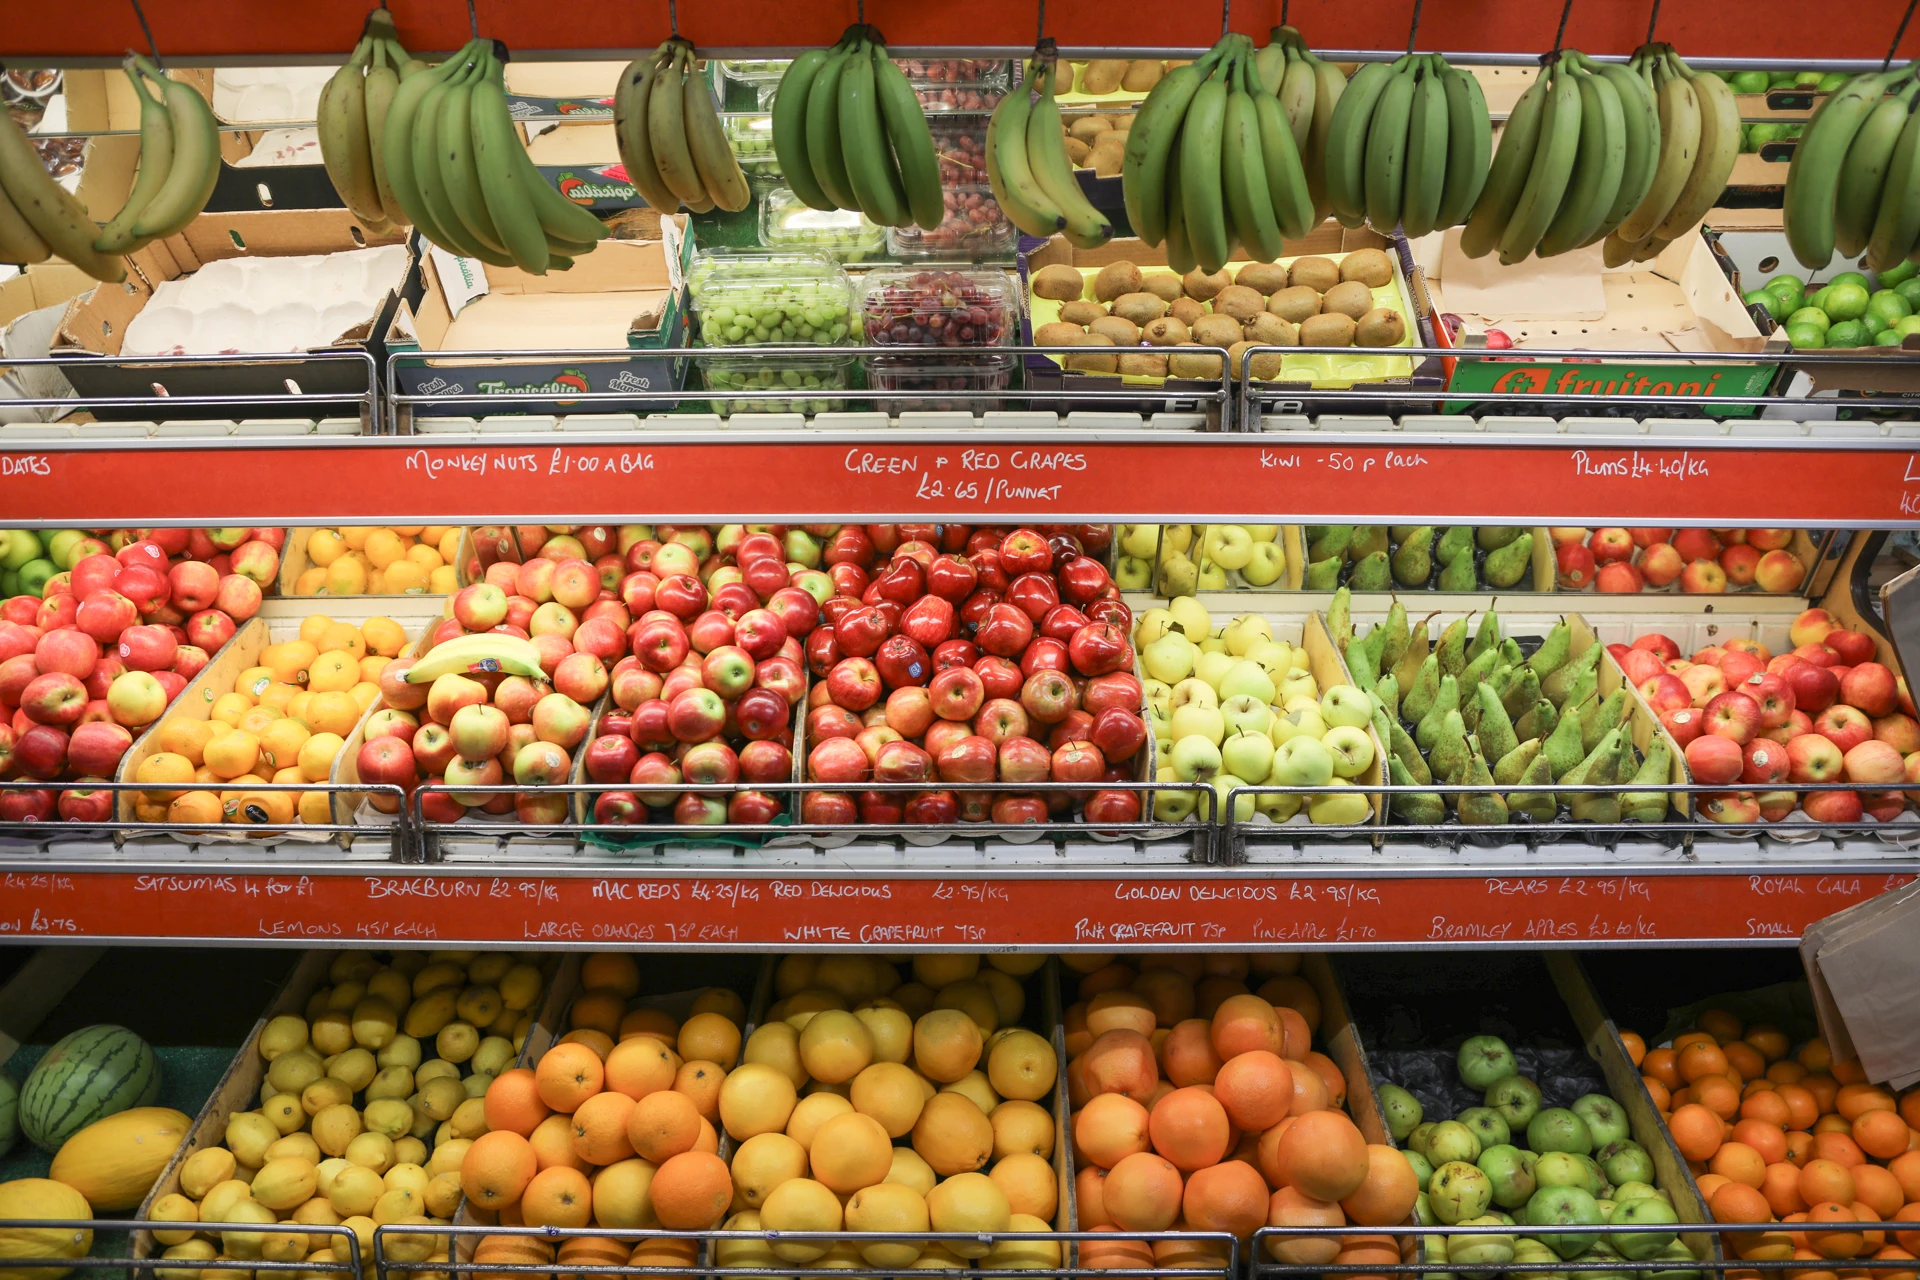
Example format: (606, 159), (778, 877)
(1801, 882), (1920, 1088)
(503, 60), (625, 113)
(523, 122), (649, 210)
(387, 220), (693, 419)
(0, 264), (98, 423)
(1413, 225), (1775, 416)
(51, 209), (413, 423)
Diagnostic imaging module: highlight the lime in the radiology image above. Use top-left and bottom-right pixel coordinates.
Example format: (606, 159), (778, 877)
(1795, 71), (1826, 87)
(1820, 72), (1851, 92)
(1898, 278), (1920, 307)
(1745, 289), (1787, 320)
(1832, 271), (1871, 291)
(1769, 72), (1798, 87)
(1809, 286), (1833, 313)
(1731, 70), (1771, 93)
(1898, 315), (1920, 337)
(1739, 125), (1756, 152)
(1787, 306), (1832, 331)
(1786, 322), (1827, 349)
(1880, 260), (1919, 288)
(1865, 311), (1888, 337)
(1749, 122), (1788, 147)
(1869, 289), (1913, 324)
(1766, 275), (1807, 304)
(1878, 330), (1906, 346)
(1826, 320), (1869, 348)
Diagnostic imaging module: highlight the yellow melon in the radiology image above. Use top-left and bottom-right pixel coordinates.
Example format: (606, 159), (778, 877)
(48, 1108), (190, 1212)
(0, 1179), (92, 1280)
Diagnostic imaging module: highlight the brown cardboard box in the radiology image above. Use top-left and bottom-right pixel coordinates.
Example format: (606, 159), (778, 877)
(1800, 881), (1920, 1087)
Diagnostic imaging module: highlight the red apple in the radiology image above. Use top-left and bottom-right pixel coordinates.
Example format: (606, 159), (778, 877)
(826, 657), (882, 712)
(1090, 708), (1147, 763)
(67, 721), (133, 776)
(1685, 734), (1744, 785)
(1638, 673), (1691, 714)
(1067, 622), (1130, 678)
(1631, 633), (1680, 662)
(1587, 528), (1635, 564)
(212, 574), (262, 622)
(808, 735), (871, 784)
(1679, 665), (1727, 708)
(1719, 543), (1761, 587)
(1741, 738), (1790, 785)
(1786, 733), (1845, 783)
(1596, 561), (1644, 594)
(1085, 672), (1144, 716)
(1051, 739), (1106, 783)
(356, 736), (419, 812)
(975, 603), (1035, 659)
(1552, 541), (1596, 591)
(1020, 637), (1070, 677)
(0, 788), (56, 821)
(928, 666), (987, 724)
(1842, 738), (1904, 784)
(1840, 662), (1899, 717)
(1803, 788), (1863, 824)
(13, 724), (69, 779)
(935, 734), (997, 784)
(21, 673), (87, 726)
(116, 623), (178, 673)
(973, 698), (1030, 747)
(666, 688), (726, 743)
(1814, 705), (1873, 754)
(1019, 669), (1075, 725)
(1704, 691), (1762, 745)
(872, 634), (932, 690)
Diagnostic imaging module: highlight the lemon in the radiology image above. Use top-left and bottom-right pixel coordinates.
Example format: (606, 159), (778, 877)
(365, 529), (408, 569)
(299, 613), (336, 645)
(327, 556), (369, 596)
(300, 732), (347, 782)
(362, 616), (407, 657)
(307, 530), (347, 567)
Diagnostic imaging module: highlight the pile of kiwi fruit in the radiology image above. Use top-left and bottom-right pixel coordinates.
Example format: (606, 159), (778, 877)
(1030, 248), (1408, 382)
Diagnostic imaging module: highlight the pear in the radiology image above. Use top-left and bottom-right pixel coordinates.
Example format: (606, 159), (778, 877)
(1394, 612), (1437, 692)
(1403, 652), (1441, 724)
(1350, 526), (1390, 560)
(1392, 528), (1435, 587)
(1542, 702), (1588, 780)
(1372, 672), (1401, 724)
(1566, 732), (1624, 823)
(1558, 725), (1623, 807)
(1508, 754), (1557, 823)
(1457, 646), (1501, 717)
(1438, 546), (1478, 592)
(1477, 526), (1520, 551)
(1350, 550), (1391, 591)
(1620, 736), (1672, 823)
(1371, 700), (1394, 751)
(1456, 749), (1510, 826)
(1306, 556), (1343, 590)
(1484, 532), (1533, 588)
(1467, 608), (1502, 664)
(1426, 710), (1473, 790)
(1526, 621), (1572, 677)
(1390, 525), (1424, 544)
(1390, 755), (1447, 827)
(1500, 667), (1541, 721)
(1416, 675), (1461, 751)
(1514, 697), (1557, 743)
(1346, 625), (1386, 691)
(1475, 684), (1520, 767)
(1326, 586), (1353, 653)
(1308, 525), (1353, 563)
(1582, 688), (1630, 755)
(1542, 638), (1600, 708)
(1436, 526), (1474, 564)
(1493, 738), (1542, 787)
(1379, 601), (1411, 675)
(1560, 662), (1598, 715)
(1435, 616), (1473, 678)
(1391, 723), (1433, 784)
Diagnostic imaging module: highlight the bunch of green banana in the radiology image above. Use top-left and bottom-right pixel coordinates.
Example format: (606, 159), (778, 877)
(381, 39), (607, 274)
(317, 8), (418, 234)
(1602, 46), (1738, 266)
(1782, 60), (1920, 270)
(1118, 34), (1316, 274)
(1324, 51), (1491, 240)
(1253, 27), (1347, 223)
(769, 25), (943, 230)
(981, 51), (1112, 248)
(613, 37), (750, 216)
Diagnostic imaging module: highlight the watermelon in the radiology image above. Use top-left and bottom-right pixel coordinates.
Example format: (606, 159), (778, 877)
(0, 1072), (15, 1157)
(19, 1026), (159, 1153)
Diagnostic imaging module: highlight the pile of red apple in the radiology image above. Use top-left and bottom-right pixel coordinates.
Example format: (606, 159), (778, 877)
(1554, 527), (1808, 594)
(1609, 608), (1917, 826)
(0, 528), (284, 824)
(797, 523), (1150, 828)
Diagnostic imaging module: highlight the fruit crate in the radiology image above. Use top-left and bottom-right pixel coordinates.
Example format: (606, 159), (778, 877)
(113, 598), (444, 854)
(131, 948), (576, 1267)
(1323, 950), (1721, 1277)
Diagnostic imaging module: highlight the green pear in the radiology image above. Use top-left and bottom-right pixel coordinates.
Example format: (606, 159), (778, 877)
(1438, 546), (1478, 592)
(1390, 755), (1447, 826)
(1327, 586), (1353, 653)
(1306, 556), (1343, 590)
(1392, 528), (1435, 587)
(1483, 532), (1533, 588)
(1559, 725), (1624, 809)
(1392, 723), (1433, 784)
(1350, 525), (1391, 560)
(1467, 608), (1502, 663)
(1457, 749), (1510, 826)
(1567, 733), (1624, 823)
(1475, 684), (1519, 767)
(1457, 646), (1501, 720)
(1350, 550), (1391, 591)
(1477, 526), (1520, 551)
(1508, 754), (1557, 823)
(1493, 738), (1542, 786)
(1580, 688), (1629, 754)
(1308, 525), (1353, 563)
(1527, 621), (1572, 676)
(1500, 667), (1541, 720)
(1542, 702), (1588, 780)
(1416, 675), (1461, 751)
(1542, 640), (1600, 708)
(1379, 601), (1411, 675)
(1514, 697), (1557, 743)
(1437, 526), (1475, 564)
(1347, 625), (1386, 691)
(1620, 736), (1672, 823)
(1403, 652), (1442, 723)
(1372, 672), (1401, 724)
(1427, 710), (1473, 790)
(1436, 616), (1473, 677)
(1390, 525), (1424, 544)
(1394, 612), (1437, 692)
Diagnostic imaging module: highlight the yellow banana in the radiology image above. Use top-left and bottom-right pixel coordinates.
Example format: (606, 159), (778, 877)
(405, 633), (545, 684)
(0, 97), (124, 280)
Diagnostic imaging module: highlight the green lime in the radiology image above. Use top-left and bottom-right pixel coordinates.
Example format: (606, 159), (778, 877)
(1832, 271), (1871, 291)
(1739, 125), (1756, 152)
(1809, 286), (1834, 313)
(1870, 289), (1913, 324)
(1877, 329), (1906, 346)
(1820, 72), (1852, 92)
(1826, 320), (1869, 348)
(1865, 311), (1889, 336)
(1786, 322), (1827, 349)
(1784, 123), (1806, 139)
(1769, 72), (1799, 87)
(1788, 306), (1832, 331)
(1794, 71), (1826, 87)
(1880, 260), (1919, 288)
(1731, 71), (1771, 93)
(1749, 122), (1788, 147)
(1828, 283), (1871, 319)
(1898, 315), (1920, 337)
(1745, 289), (1788, 320)
(1766, 275), (1807, 304)
(1898, 277), (1920, 307)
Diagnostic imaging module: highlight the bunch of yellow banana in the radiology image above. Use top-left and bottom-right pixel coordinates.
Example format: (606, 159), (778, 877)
(380, 38), (607, 273)
(770, 24), (944, 230)
(1119, 34), (1318, 273)
(316, 8), (420, 234)
(1602, 46), (1738, 265)
(1323, 50), (1490, 240)
(1253, 26), (1349, 224)
(1783, 61), (1920, 270)
(613, 38), (750, 215)
(0, 54), (222, 282)
(983, 50), (1113, 248)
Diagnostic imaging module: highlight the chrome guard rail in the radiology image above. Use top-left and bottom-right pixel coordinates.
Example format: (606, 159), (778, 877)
(0, 350), (383, 430)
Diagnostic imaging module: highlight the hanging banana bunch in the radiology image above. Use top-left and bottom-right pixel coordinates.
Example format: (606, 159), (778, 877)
(768, 24), (943, 230)
(1256, 26), (1349, 224)
(613, 37), (751, 215)
(983, 47), (1112, 248)
(380, 39), (608, 272)
(1603, 46), (1737, 265)
(1782, 58), (1920, 270)
(317, 7), (417, 233)
(1321, 49), (1491, 239)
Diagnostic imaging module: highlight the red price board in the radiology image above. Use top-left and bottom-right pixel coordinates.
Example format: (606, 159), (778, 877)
(5, 437), (1919, 527)
(0, 868), (1909, 947)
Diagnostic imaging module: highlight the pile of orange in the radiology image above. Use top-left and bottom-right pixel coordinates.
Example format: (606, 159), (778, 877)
(1623, 1009), (1920, 1277)
(461, 954), (748, 1276)
(1059, 953), (1418, 1273)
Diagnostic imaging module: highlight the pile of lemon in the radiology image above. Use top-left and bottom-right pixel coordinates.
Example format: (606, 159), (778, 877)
(131, 613), (416, 828)
(290, 527), (464, 597)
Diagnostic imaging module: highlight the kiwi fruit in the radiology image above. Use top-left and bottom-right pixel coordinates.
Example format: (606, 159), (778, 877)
(1182, 267), (1232, 300)
(1355, 307), (1408, 347)
(1299, 312), (1357, 347)
(1339, 248), (1395, 288)
(1088, 136), (1125, 176)
(1035, 321), (1090, 349)
(1322, 280), (1375, 321)
(1212, 284), (1265, 322)
(1143, 317), (1190, 347)
(1111, 292), (1169, 326)
(1064, 136), (1092, 166)
(1121, 60), (1165, 92)
(1093, 262), (1143, 302)
(1245, 313), (1299, 346)
(1168, 296), (1207, 328)
(1142, 274), (1184, 303)
(1059, 300), (1107, 326)
(1068, 116), (1112, 144)
(1267, 285), (1322, 323)
(1090, 315), (1142, 346)
(1288, 256), (1340, 293)
(1225, 338), (1287, 381)
(1118, 351), (1169, 377)
(1063, 332), (1119, 373)
(1032, 265), (1087, 302)
(1190, 314), (1245, 349)
(1235, 262), (1289, 295)
(1167, 343), (1224, 378)
(1080, 60), (1129, 95)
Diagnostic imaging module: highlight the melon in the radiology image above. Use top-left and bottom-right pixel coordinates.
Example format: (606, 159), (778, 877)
(0, 1073), (16, 1157)
(49, 1107), (190, 1212)
(20, 1026), (160, 1153)
(0, 1179), (92, 1280)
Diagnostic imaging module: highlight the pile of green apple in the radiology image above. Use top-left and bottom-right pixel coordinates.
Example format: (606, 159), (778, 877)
(1743, 264), (1920, 350)
(1379, 1034), (1698, 1280)
(1114, 524), (1288, 594)
(1132, 595), (1374, 826)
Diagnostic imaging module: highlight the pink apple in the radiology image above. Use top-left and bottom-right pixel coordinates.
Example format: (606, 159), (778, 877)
(1718, 650), (1765, 687)
(1635, 544), (1684, 590)
(1556, 542), (1597, 590)
(1790, 608), (1838, 648)
(1814, 705), (1873, 754)
(1698, 792), (1761, 824)
(75, 590), (138, 644)
(739, 739), (793, 785)
(1719, 543), (1761, 587)
(1783, 661), (1840, 716)
(808, 735), (871, 784)
(82, 653), (124, 701)
(1754, 550), (1807, 594)
(1685, 734), (1744, 785)
(532, 693), (591, 750)
(170, 644), (209, 682)
(1632, 633), (1681, 662)
(363, 708), (419, 744)
(1596, 561), (1644, 594)
(1786, 733), (1844, 783)
(1803, 789), (1863, 824)
(426, 673), (489, 726)
(1843, 738), (1906, 785)
(1587, 528), (1635, 563)
(1638, 673), (1691, 715)
(105, 671), (166, 728)
(34, 629), (98, 680)
(552, 652), (610, 705)
(1673, 528), (1724, 563)
(450, 703), (511, 761)
(21, 673), (87, 726)
(453, 583), (509, 631)
(357, 736), (418, 813)
(167, 561), (219, 612)
(1741, 738), (1790, 785)
(1679, 560), (1727, 594)
(213, 575), (262, 622)
(12, 724), (68, 780)
(229, 541), (280, 587)
(1704, 691), (1763, 745)
(513, 739), (574, 786)
(1619, 648), (1667, 687)
(185, 609), (237, 653)
(67, 721), (133, 776)
(1872, 712), (1920, 755)
(1679, 665), (1728, 708)
(1840, 662), (1899, 717)
(116, 624), (177, 673)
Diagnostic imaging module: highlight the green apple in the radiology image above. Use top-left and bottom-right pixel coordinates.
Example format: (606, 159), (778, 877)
(1154, 734), (1172, 768)
(1598, 1197), (1617, 1222)
(1428, 1120), (1484, 1166)
(1254, 791), (1301, 822)
(1611, 1181), (1662, 1204)
(1221, 727), (1275, 781)
(1270, 735), (1334, 786)
(1143, 679), (1172, 712)
(1201, 525), (1254, 570)
(1403, 1147), (1435, 1190)
(1429, 1160), (1493, 1224)
(1457, 1035), (1517, 1089)
(17, 560), (54, 597)
(1142, 633), (1196, 684)
(1134, 607), (1177, 645)
(44, 530), (83, 567)
(1613, 1195), (1679, 1260)
(1198, 635), (1227, 655)
(1597, 1139), (1653, 1187)
(1458, 1106), (1512, 1150)
(1448, 1215), (1515, 1268)
(1277, 670), (1320, 704)
(1527, 1108), (1593, 1155)
(1320, 684), (1373, 728)
(1324, 725), (1376, 777)
(1170, 736), (1223, 783)
(1408, 1121), (1437, 1155)
(1166, 594), (1209, 639)
(1221, 694), (1274, 737)
(1223, 614), (1274, 655)
(1512, 1236), (1560, 1279)
(1646, 1237), (1701, 1280)
(1169, 704), (1226, 745)
(1219, 660), (1277, 704)
(1196, 560), (1229, 590)
(1307, 782), (1371, 824)
(1210, 773), (1255, 823)
(1270, 704), (1326, 745)
(1240, 541), (1285, 585)
(1531, 1150), (1589, 1189)
(1168, 678), (1218, 711)
(0, 531), (39, 572)
(1194, 650), (1237, 690)
(1243, 640), (1293, 679)
(1153, 786), (1198, 822)
(1575, 1152), (1608, 1197)
(1729, 70), (1770, 92)
(1119, 523), (1159, 558)
(1379, 1083), (1424, 1141)
(1115, 555), (1152, 589)
(1159, 553), (1199, 596)
(1478, 1143), (1536, 1209)
(1525, 1184), (1602, 1259)
(1416, 1198), (1439, 1228)
(1161, 524), (1194, 555)
(1570, 1094), (1630, 1149)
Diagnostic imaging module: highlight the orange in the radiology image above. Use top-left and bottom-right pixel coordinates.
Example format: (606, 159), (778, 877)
(1087, 990), (1157, 1039)
(1672, 1104), (1728, 1162)
(168, 791), (222, 825)
(1084, 1231), (1155, 1271)
(1772, 1060), (1811, 1086)
(520, 1165), (592, 1229)
(605, 1035), (676, 1100)
(1077, 1093), (1152, 1169)
(620, 1007), (679, 1042)
(1733, 1118), (1789, 1164)
(1897, 1204), (1920, 1253)
(473, 1234), (552, 1280)
(1888, 1151), (1920, 1203)
(304, 691), (361, 737)
(1726, 1042), (1768, 1084)
(570, 1089), (637, 1165)
(1103, 1152), (1182, 1232)
(1210, 995), (1282, 1060)
(649, 1151), (731, 1230)
(530, 1112), (590, 1172)
(1805, 1074), (1842, 1113)
(1765, 1160), (1811, 1217)
(1873, 1244), (1918, 1280)
(1834, 1058), (1868, 1087)
(1854, 1111), (1911, 1160)
(581, 953), (641, 997)
(1077, 1165), (1112, 1228)
(1078, 962), (1136, 999)
(1698, 1172), (1733, 1203)
(1813, 1132), (1866, 1167)
(1837, 1086), (1898, 1121)
(306, 651), (357, 693)
(461, 1131), (538, 1211)
(1851, 1164), (1904, 1220)
(1853, 1201), (1888, 1253)
(1213, 1051), (1293, 1132)
(1800, 1160), (1857, 1207)
(1817, 1114), (1856, 1136)
(570, 990), (625, 1038)
(483, 1068), (550, 1137)
(534, 1042), (604, 1113)
(1677, 1031), (1722, 1052)
(1621, 1031), (1647, 1065)
(1788, 1131), (1816, 1166)
(680, 1012), (743, 1069)
(1264, 1186), (1345, 1266)
(1747, 1025), (1792, 1062)
(1196, 976), (1251, 1019)
(1272, 1109), (1368, 1202)
(1183, 1159), (1268, 1241)
(1713, 1142), (1769, 1189)
(674, 1060), (725, 1122)
(1682, 1041), (1733, 1083)
(1903, 1091), (1920, 1129)
(1699, 1008), (1745, 1041)
(628, 1089), (702, 1163)
(559, 1029), (614, 1060)
(1161, 1020), (1226, 1088)
(1644, 1076), (1672, 1111)
(1256, 974), (1322, 1034)
(1713, 1182), (1773, 1224)
(1745, 1091), (1795, 1128)
(1340, 1144), (1420, 1227)
(1779, 1085), (1822, 1131)
(1147, 1087), (1231, 1172)
(1801, 1040), (1836, 1074)
(1645, 1048), (1682, 1091)
(1699, 1075), (1743, 1121)
(1133, 969), (1198, 1028)
(1807, 1202), (1865, 1260)
(203, 729), (260, 780)
(1303, 1050), (1346, 1108)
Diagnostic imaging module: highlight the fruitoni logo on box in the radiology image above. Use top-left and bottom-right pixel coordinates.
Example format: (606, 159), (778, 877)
(476, 368), (592, 406)
(554, 167), (636, 205)
(1489, 366), (1733, 397)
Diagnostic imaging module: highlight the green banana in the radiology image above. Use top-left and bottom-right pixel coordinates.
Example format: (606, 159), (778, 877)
(615, 46), (685, 214)
(1785, 67), (1897, 268)
(472, 63), (549, 274)
(1279, 43), (1317, 151)
(1538, 67), (1623, 258)
(1401, 57), (1450, 239)
(1583, 57), (1661, 246)
(438, 50), (510, 257)
(1868, 98), (1920, 270)
(803, 40), (859, 211)
(0, 91), (122, 279)
(1122, 44), (1225, 247)
(364, 41), (403, 224)
(0, 180), (49, 266)
(1460, 72), (1547, 260)
(1653, 50), (1741, 243)
(649, 44), (707, 207)
(410, 49), (491, 261)
(838, 37), (908, 226)
(94, 60), (175, 254)
(986, 59), (1066, 238)
(1324, 59), (1400, 225)
(1254, 88), (1317, 239)
(1223, 57), (1284, 263)
(1258, 32), (1291, 97)
(1498, 58), (1582, 264)
(872, 43), (946, 232)
(770, 47), (834, 210)
(1435, 61), (1492, 230)
(1836, 79), (1919, 259)
(381, 41), (468, 252)
(1305, 56), (1348, 223)
(1181, 58), (1234, 273)
(1163, 130), (1197, 274)
(126, 61), (219, 244)
(1618, 53), (1700, 246)
(1026, 57), (1114, 248)
(1363, 57), (1418, 233)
